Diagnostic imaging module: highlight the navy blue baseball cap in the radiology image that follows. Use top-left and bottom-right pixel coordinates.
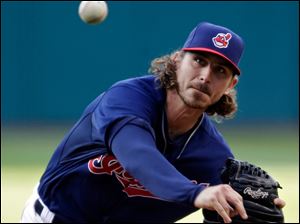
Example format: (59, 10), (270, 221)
(183, 22), (244, 75)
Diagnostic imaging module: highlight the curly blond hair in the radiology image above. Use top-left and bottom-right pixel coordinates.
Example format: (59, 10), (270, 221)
(148, 50), (238, 121)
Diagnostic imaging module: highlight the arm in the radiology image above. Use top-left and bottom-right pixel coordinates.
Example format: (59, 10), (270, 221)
(110, 122), (207, 206)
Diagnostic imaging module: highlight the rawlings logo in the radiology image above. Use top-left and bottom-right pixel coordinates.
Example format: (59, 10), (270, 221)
(212, 33), (232, 48)
(88, 154), (159, 199)
(243, 187), (269, 199)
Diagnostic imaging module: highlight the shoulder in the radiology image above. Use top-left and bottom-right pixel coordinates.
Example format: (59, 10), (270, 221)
(111, 74), (162, 92)
(102, 75), (164, 104)
(93, 75), (165, 123)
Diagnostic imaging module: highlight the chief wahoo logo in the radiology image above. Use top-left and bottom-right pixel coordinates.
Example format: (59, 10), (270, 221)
(212, 33), (232, 48)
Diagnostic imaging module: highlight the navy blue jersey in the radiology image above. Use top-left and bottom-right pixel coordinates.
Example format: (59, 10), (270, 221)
(38, 75), (234, 222)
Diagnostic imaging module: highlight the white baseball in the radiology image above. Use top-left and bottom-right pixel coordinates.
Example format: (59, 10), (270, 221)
(78, 1), (108, 25)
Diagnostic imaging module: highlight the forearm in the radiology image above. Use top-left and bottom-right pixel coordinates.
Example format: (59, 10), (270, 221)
(110, 123), (206, 206)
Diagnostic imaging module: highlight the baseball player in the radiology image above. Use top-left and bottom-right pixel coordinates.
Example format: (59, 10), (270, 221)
(20, 22), (285, 223)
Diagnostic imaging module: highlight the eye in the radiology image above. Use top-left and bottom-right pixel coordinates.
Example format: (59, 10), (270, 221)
(216, 66), (226, 74)
(214, 66), (231, 78)
(194, 57), (207, 66)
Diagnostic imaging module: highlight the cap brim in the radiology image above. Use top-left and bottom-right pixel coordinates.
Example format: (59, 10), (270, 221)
(183, 47), (241, 75)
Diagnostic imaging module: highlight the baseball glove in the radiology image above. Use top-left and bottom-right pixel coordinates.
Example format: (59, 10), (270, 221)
(202, 158), (284, 223)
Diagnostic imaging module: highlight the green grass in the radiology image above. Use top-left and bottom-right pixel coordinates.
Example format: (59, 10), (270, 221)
(220, 124), (299, 165)
(1, 124), (299, 223)
(1, 166), (44, 223)
(1, 125), (69, 167)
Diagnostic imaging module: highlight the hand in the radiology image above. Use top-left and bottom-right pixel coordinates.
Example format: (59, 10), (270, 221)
(194, 184), (248, 223)
(274, 198), (286, 209)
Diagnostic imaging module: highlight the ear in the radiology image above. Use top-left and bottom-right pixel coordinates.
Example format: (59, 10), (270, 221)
(225, 76), (239, 94)
(171, 51), (182, 63)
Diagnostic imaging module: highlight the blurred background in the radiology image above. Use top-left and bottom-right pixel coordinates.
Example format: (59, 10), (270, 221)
(1, 1), (299, 223)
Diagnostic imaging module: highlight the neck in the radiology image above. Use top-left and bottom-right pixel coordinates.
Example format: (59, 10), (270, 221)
(166, 89), (204, 138)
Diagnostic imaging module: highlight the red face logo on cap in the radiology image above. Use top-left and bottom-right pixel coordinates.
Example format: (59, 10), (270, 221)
(212, 33), (232, 48)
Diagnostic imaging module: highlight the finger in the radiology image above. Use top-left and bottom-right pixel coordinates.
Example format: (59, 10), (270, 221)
(214, 201), (232, 223)
(229, 208), (239, 218)
(227, 195), (248, 220)
(219, 195), (234, 217)
(274, 198), (286, 208)
(233, 200), (248, 220)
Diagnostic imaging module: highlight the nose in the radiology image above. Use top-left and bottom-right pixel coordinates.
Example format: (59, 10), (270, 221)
(198, 65), (212, 83)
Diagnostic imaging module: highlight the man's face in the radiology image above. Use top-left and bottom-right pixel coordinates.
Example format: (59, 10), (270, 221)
(174, 51), (238, 109)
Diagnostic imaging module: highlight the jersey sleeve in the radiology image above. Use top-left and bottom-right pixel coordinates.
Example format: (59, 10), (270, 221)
(111, 122), (207, 206)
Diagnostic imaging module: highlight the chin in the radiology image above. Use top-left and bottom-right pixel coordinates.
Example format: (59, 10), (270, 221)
(179, 89), (211, 108)
(191, 91), (210, 103)
(183, 96), (210, 109)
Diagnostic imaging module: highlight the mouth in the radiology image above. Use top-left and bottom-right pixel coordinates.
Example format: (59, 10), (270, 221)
(194, 88), (209, 96)
(191, 85), (211, 97)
